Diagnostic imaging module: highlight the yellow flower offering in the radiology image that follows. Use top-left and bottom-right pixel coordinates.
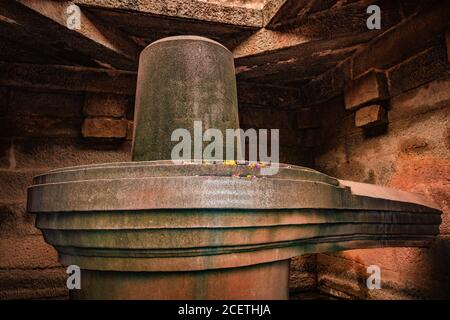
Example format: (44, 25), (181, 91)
(223, 160), (237, 166)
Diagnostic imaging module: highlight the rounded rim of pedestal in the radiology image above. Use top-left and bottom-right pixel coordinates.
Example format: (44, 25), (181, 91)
(27, 160), (439, 213)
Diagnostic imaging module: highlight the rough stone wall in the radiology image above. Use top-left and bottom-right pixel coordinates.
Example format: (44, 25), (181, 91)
(238, 82), (315, 166)
(0, 87), (133, 299)
(313, 31), (450, 298)
(289, 255), (317, 297)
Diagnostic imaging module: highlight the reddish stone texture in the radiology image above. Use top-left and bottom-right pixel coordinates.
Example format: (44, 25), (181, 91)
(313, 12), (449, 298)
(389, 78), (450, 122)
(9, 89), (83, 118)
(83, 93), (128, 118)
(0, 87), (131, 299)
(389, 155), (450, 234)
(0, 236), (60, 270)
(354, 104), (386, 128)
(0, 116), (82, 138)
(0, 234), (68, 299)
(387, 43), (448, 97)
(317, 242), (450, 299)
(0, 201), (39, 237)
(344, 71), (389, 110)
(11, 138), (131, 169)
(0, 170), (44, 202)
(315, 79), (450, 299)
(0, 268), (67, 300)
(352, 1), (450, 77)
(82, 118), (128, 138)
(289, 255), (317, 295)
(302, 59), (351, 106)
(126, 121), (134, 141)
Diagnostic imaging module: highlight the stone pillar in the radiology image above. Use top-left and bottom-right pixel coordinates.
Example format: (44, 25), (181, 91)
(132, 36), (240, 161)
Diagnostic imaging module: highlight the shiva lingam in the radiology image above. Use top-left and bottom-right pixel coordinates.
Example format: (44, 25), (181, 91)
(27, 36), (442, 300)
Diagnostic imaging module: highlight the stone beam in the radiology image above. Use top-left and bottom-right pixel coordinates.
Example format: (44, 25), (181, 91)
(298, 2), (450, 106)
(85, 7), (257, 50)
(233, 0), (400, 82)
(237, 82), (301, 109)
(0, 62), (137, 94)
(0, 36), (68, 65)
(345, 71), (389, 110)
(265, 0), (384, 30)
(235, 0), (400, 58)
(0, 0), (97, 67)
(236, 44), (357, 84)
(88, 6), (257, 38)
(352, 0), (450, 77)
(233, 27), (368, 84)
(261, 0), (287, 26)
(264, 0), (311, 29)
(73, 0), (263, 28)
(1, 0), (140, 70)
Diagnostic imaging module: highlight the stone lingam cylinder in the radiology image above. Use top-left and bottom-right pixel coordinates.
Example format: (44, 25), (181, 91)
(27, 36), (442, 300)
(132, 36), (239, 161)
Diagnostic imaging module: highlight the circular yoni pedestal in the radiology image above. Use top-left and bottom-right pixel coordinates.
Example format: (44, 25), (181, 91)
(27, 36), (441, 300)
(27, 161), (441, 300)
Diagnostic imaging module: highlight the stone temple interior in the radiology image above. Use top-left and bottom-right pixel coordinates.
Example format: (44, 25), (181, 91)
(0, 0), (449, 299)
